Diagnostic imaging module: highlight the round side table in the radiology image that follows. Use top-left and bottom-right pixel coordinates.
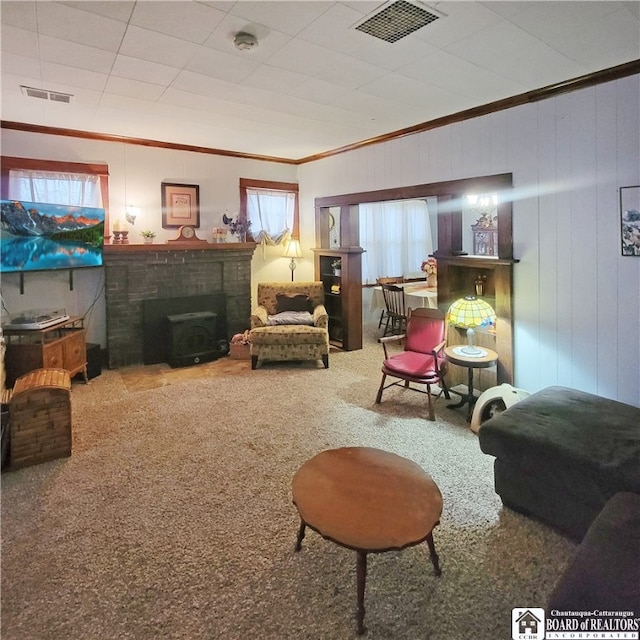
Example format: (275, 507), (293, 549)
(444, 345), (498, 421)
(292, 447), (443, 635)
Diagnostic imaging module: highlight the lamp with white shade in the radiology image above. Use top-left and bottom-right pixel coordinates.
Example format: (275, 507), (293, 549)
(446, 295), (496, 356)
(282, 239), (303, 281)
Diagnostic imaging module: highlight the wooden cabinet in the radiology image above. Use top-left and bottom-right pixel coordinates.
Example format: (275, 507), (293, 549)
(4, 317), (88, 386)
(313, 248), (363, 351)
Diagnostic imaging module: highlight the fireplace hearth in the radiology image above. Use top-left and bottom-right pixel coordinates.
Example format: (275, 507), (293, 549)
(104, 244), (255, 368)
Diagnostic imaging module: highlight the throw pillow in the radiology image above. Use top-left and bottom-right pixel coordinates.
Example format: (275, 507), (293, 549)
(276, 293), (313, 313)
(266, 311), (314, 326)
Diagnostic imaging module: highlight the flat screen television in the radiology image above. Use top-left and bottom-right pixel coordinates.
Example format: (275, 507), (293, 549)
(0, 200), (105, 273)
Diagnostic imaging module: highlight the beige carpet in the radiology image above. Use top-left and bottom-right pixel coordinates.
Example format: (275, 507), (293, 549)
(1, 324), (575, 639)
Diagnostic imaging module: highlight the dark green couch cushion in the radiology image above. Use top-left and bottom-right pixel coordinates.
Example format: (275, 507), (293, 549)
(478, 386), (640, 538)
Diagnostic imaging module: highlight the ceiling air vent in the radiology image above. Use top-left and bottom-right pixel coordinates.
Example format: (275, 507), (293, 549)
(354, 0), (443, 43)
(21, 86), (73, 103)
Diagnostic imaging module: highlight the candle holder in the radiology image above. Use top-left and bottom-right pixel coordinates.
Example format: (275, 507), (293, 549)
(112, 230), (129, 244)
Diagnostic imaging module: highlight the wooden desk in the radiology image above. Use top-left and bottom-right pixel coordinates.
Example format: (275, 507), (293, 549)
(444, 345), (498, 421)
(292, 447), (442, 635)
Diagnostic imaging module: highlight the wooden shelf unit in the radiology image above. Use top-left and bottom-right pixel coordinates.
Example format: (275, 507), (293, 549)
(3, 316), (88, 386)
(434, 255), (517, 385)
(313, 248), (363, 351)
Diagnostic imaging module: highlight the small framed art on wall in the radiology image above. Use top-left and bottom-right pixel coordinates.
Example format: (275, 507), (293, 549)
(162, 183), (200, 229)
(620, 185), (640, 256)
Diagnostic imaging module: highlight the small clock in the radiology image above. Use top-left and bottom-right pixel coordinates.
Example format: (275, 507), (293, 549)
(167, 225), (206, 243)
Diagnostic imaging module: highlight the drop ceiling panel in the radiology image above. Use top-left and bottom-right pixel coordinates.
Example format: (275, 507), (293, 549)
(184, 46), (260, 83)
(38, 35), (116, 74)
(41, 61), (107, 92)
(130, 1), (225, 44)
(104, 76), (167, 102)
(59, 1), (135, 23)
(1, 25), (41, 60)
(227, 1), (334, 36)
(111, 55), (181, 87)
(262, 37), (346, 76)
(0, 2), (38, 30)
(1, 0), (637, 160)
(119, 25), (199, 68)
(34, 2), (127, 52)
(241, 65), (310, 93)
(314, 57), (390, 89)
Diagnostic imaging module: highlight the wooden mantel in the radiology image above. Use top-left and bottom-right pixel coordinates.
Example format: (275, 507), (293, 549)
(104, 242), (255, 254)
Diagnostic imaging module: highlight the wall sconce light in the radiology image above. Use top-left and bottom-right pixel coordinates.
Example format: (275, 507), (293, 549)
(125, 205), (141, 225)
(282, 239), (303, 281)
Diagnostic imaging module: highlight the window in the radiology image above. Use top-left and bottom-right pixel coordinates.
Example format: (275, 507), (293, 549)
(359, 199), (435, 284)
(1, 157), (109, 226)
(240, 178), (298, 246)
(9, 169), (103, 207)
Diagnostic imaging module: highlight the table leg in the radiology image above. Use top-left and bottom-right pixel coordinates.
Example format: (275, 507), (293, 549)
(425, 532), (442, 576)
(446, 366), (476, 421)
(356, 551), (367, 635)
(294, 519), (306, 552)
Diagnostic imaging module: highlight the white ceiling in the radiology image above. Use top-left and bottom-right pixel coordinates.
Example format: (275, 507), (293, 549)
(1, 1), (639, 161)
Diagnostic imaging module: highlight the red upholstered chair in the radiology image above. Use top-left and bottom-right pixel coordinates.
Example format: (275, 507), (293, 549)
(375, 308), (450, 421)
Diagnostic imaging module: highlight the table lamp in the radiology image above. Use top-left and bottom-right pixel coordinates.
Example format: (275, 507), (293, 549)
(282, 238), (302, 281)
(446, 295), (496, 356)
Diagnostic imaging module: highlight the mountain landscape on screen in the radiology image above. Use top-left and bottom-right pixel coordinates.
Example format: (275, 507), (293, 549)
(0, 200), (105, 273)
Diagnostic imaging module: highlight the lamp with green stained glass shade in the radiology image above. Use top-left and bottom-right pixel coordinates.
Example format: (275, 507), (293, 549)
(446, 295), (496, 357)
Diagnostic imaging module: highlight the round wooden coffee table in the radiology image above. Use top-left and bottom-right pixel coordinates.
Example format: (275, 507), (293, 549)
(292, 447), (443, 635)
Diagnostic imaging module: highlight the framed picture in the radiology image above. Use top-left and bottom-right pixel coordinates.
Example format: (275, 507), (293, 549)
(161, 183), (200, 229)
(620, 185), (640, 256)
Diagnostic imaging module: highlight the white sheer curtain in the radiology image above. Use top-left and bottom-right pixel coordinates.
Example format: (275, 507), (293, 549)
(360, 199), (434, 284)
(8, 170), (102, 207)
(246, 188), (295, 246)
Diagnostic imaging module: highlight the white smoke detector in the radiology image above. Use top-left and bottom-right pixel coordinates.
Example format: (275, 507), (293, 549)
(233, 32), (258, 52)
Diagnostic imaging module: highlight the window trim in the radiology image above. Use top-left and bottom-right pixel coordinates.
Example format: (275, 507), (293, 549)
(1, 156), (110, 229)
(239, 178), (299, 239)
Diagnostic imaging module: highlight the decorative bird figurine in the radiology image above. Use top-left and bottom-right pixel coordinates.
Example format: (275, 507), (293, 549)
(222, 213), (232, 225)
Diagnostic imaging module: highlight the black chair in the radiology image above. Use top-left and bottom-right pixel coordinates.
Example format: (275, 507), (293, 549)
(380, 284), (407, 336)
(375, 276), (403, 330)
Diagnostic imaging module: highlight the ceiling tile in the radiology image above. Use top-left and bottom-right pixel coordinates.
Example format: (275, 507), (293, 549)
(130, 1), (225, 44)
(265, 38), (346, 76)
(228, 1), (334, 36)
(34, 2), (127, 52)
(58, 1), (135, 22)
(1, 52), (42, 81)
(111, 55), (181, 87)
(119, 25), (200, 68)
(184, 46), (260, 83)
(104, 76), (166, 101)
(41, 61), (107, 92)
(289, 77), (351, 104)
(1, 24), (41, 59)
(1, 1), (38, 31)
(38, 34), (116, 74)
(241, 64), (309, 93)
(315, 56), (390, 89)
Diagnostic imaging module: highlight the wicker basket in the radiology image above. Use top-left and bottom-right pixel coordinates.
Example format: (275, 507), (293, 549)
(229, 343), (251, 359)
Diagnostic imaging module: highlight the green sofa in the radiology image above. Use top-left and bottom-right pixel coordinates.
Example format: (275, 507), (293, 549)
(478, 386), (640, 540)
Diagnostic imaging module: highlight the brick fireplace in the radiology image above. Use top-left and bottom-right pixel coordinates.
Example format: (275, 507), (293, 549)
(103, 243), (256, 368)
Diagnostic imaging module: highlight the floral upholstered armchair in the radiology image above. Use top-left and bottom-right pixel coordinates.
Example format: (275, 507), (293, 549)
(250, 282), (329, 370)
